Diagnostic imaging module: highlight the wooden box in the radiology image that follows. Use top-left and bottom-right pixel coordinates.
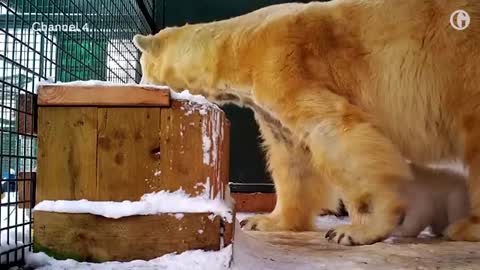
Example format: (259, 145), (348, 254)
(34, 84), (233, 262)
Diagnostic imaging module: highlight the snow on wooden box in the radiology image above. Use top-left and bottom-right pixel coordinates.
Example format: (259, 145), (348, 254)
(34, 82), (233, 262)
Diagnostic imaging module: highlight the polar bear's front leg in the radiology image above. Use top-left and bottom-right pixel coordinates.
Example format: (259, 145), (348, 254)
(240, 109), (336, 232)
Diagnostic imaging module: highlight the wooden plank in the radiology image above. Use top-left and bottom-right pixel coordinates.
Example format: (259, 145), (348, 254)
(158, 99), (205, 196)
(18, 172), (35, 208)
(220, 112), (231, 198)
(232, 192), (276, 213)
(36, 107), (98, 202)
(33, 211), (222, 262)
(38, 85), (170, 107)
(222, 212), (235, 247)
(96, 108), (162, 201)
(18, 92), (35, 135)
(158, 100), (230, 198)
(211, 108), (231, 200)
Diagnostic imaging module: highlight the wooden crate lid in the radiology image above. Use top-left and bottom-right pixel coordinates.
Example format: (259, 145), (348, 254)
(38, 84), (171, 107)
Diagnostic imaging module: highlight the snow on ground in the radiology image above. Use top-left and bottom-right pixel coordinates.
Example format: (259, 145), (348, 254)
(25, 245), (233, 270)
(34, 189), (233, 222)
(1, 193), (31, 264)
(236, 212), (352, 230)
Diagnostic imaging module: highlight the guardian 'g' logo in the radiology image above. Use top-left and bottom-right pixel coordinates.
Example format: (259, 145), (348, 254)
(450, 10), (470, 30)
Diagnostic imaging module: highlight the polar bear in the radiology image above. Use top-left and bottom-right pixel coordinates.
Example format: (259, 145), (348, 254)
(133, 0), (480, 245)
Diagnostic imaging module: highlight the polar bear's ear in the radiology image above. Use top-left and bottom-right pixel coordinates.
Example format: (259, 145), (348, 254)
(133, 34), (154, 52)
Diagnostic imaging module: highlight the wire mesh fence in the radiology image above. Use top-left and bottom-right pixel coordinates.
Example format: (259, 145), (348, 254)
(0, 0), (154, 266)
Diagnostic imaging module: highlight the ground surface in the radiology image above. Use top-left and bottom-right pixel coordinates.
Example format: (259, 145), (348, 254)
(16, 213), (480, 269)
(233, 213), (480, 270)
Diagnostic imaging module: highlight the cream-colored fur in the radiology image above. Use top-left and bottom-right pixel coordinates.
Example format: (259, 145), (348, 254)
(326, 164), (471, 238)
(393, 164), (469, 237)
(134, 0), (480, 245)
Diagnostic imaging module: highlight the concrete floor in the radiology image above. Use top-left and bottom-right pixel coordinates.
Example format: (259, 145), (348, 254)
(232, 215), (480, 270)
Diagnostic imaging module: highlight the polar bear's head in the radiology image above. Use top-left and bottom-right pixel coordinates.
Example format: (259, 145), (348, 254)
(133, 26), (223, 97)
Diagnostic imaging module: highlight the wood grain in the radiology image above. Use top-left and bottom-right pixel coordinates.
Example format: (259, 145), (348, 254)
(33, 211), (222, 262)
(232, 193), (277, 213)
(38, 85), (170, 107)
(36, 101), (230, 202)
(18, 172), (36, 208)
(223, 212), (235, 247)
(157, 100), (229, 198)
(96, 107), (162, 201)
(209, 108), (231, 200)
(18, 92), (35, 135)
(37, 107), (98, 202)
